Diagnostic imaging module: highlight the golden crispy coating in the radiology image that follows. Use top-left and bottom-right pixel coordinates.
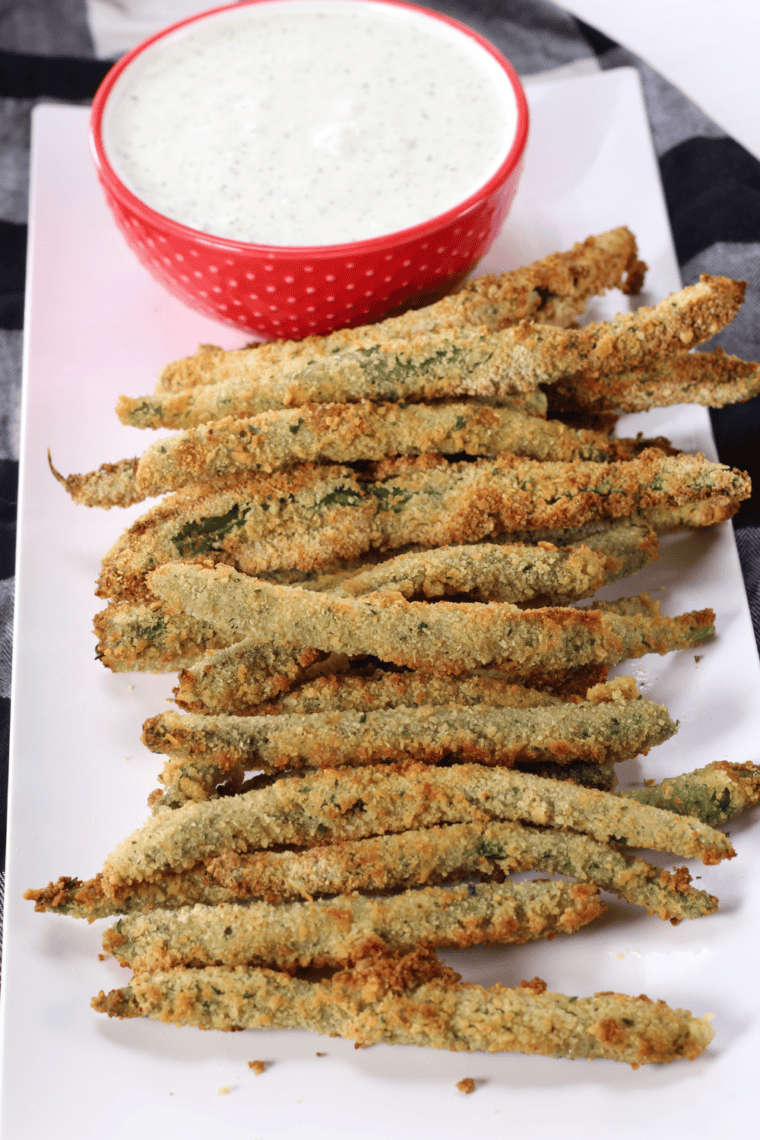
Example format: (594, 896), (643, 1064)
(48, 453), (143, 510)
(155, 228), (644, 393)
(102, 879), (604, 972)
(145, 680), (676, 809)
(358, 451), (749, 556)
(548, 347), (760, 415)
(100, 763), (734, 890)
(619, 760), (760, 824)
(99, 450), (748, 600)
(148, 562), (714, 676)
(21, 813), (719, 924)
(95, 524), (658, 675)
(172, 648), (611, 717)
(96, 463), (372, 601)
(25, 870), (242, 921)
(224, 670), (572, 718)
(117, 276), (743, 430)
(640, 498), (742, 531)
(91, 949), (714, 1064)
(53, 401), (678, 510)
(199, 816), (718, 920)
(93, 599), (235, 672)
(329, 526), (658, 603)
(327, 539), (608, 603)
(30, 759), (755, 921)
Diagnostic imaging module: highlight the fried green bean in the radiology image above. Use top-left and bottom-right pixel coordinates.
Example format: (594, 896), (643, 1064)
(194, 818), (716, 920)
(100, 763), (734, 890)
(25, 870), (239, 922)
(547, 346), (760, 415)
(618, 760), (760, 825)
(172, 645), (610, 716)
(161, 518), (656, 696)
(93, 599), (236, 672)
(31, 761), (752, 921)
(21, 812), (719, 924)
(227, 670), (572, 718)
(155, 229), (644, 393)
(54, 401), (678, 510)
(91, 950), (714, 1064)
(167, 589), (694, 716)
(97, 449), (749, 600)
(328, 539), (610, 604)
(102, 879), (604, 972)
(332, 524), (658, 602)
(640, 497), (742, 531)
(93, 595), (322, 688)
(96, 463), (372, 601)
(117, 276), (743, 430)
(149, 561), (714, 676)
(96, 522), (658, 674)
(145, 685), (677, 811)
(161, 517), (656, 704)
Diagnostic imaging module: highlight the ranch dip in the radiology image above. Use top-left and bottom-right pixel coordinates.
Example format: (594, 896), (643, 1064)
(103, 0), (519, 246)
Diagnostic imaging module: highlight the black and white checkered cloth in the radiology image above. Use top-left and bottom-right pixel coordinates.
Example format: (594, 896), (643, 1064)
(1, 0), (759, 957)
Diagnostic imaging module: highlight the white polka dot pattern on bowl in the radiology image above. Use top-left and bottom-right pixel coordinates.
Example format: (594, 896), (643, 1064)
(101, 165), (520, 339)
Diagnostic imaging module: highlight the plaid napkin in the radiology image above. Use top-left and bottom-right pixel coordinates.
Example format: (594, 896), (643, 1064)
(2, 0), (759, 956)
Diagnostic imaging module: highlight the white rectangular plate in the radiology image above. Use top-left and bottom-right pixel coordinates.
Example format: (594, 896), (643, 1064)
(2, 66), (760, 1140)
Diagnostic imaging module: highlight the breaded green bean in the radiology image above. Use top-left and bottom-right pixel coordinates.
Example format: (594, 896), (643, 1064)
(117, 276), (743, 430)
(154, 518), (656, 689)
(172, 648), (610, 717)
(101, 879), (604, 972)
(196, 818), (716, 920)
(53, 401), (677, 510)
(32, 760), (753, 921)
(229, 670), (572, 718)
(25, 870), (240, 922)
(146, 690), (676, 808)
(93, 599), (236, 672)
(97, 449), (749, 599)
(330, 540), (610, 604)
(166, 590), (686, 716)
(618, 760), (760, 824)
(93, 558), (372, 673)
(91, 950), (714, 1064)
(149, 562), (714, 675)
(548, 346), (760, 415)
(144, 686), (677, 810)
(155, 229), (644, 393)
(100, 763), (734, 889)
(48, 454), (143, 510)
(360, 450), (749, 554)
(22, 814), (719, 924)
(93, 595), (321, 688)
(332, 525), (658, 602)
(96, 463), (373, 601)
(97, 523), (658, 674)
(171, 635), (316, 711)
(571, 521), (660, 582)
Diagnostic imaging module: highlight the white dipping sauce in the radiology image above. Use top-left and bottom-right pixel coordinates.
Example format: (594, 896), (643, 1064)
(104, 0), (518, 247)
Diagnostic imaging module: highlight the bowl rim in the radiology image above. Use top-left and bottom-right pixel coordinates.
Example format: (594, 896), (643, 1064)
(89, 0), (530, 259)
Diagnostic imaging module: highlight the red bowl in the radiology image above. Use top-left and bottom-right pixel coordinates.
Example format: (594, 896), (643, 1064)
(90, 0), (529, 340)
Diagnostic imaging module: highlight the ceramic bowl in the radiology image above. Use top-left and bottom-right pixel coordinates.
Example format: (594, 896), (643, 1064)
(90, 0), (529, 340)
